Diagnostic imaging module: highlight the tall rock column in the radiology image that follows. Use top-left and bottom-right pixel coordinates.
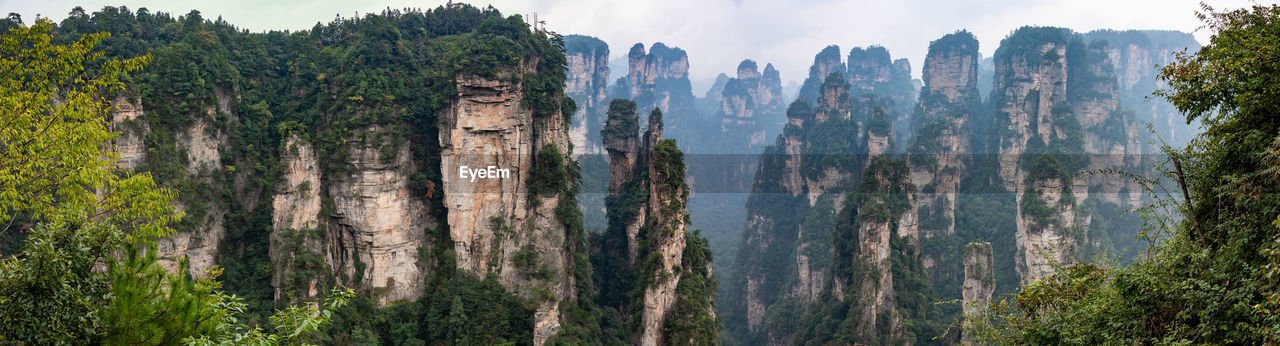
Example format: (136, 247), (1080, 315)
(603, 99), (645, 263)
(564, 35), (611, 156)
(602, 100), (716, 345)
(961, 242), (995, 344)
(849, 157), (913, 340)
(719, 60), (785, 148)
(325, 128), (431, 304)
(270, 135), (326, 303)
(438, 69), (578, 344)
(908, 31), (981, 240)
(990, 27), (1081, 284)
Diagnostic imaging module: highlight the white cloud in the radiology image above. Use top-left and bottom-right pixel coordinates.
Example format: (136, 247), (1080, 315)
(1, 0), (1256, 90)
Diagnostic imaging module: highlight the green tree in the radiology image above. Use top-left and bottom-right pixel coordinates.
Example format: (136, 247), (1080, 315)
(447, 295), (470, 345)
(184, 287), (355, 346)
(0, 19), (356, 345)
(0, 18), (172, 344)
(103, 242), (224, 344)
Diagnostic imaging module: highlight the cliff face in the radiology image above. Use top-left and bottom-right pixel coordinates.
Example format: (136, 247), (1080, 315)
(618, 43), (694, 122)
(269, 136), (326, 302)
(847, 47), (917, 117)
(109, 96), (147, 170)
(326, 133), (432, 304)
(438, 71), (577, 344)
(154, 92), (236, 277)
(961, 242), (995, 344)
(990, 28), (1079, 283)
(610, 42), (702, 152)
(796, 45), (917, 149)
(261, 68), (580, 344)
(89, 7), (611, 345)
(564, 35), (611, 156)
(1084, 30), (1201, 146)
(603, 100), (645, 263)
(1016, 174), (1076, 284)
(637, 115), (682, 346)
(908, 31), (982, 241)
(108, 96), (212, 274)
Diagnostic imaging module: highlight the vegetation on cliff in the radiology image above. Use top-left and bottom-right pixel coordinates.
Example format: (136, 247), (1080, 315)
(0, 19), (353, 344)
(969, 4), (1280, 343)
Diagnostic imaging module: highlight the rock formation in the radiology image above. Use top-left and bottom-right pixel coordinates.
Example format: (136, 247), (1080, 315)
(615, 43), (694, 126)
(848, 157), (914, 340)
(1084, 30), (1201, 146)
(961, 242), (995, 344)
(438, 70), (578, 344)
(603, 99), (645, 263)
(108, 95), (224, 276)
(796, 45), (917, 150)
(601, 100), (717, 345)
(269, 135), (324, 303)
(564, 35), (611, 156)
(610, 42), (701, 151)
(908, 31), (982, 241)
(990, 26), (1144, 284)
(326, 130), (432, 304)
(154, 90), (236, 277)
(719, 59), (786, 149)
(88, 6), (617, 345)
(729, 44), (912, 342)
(109, 96), (147, 170)
(989, 27), (1079, 283)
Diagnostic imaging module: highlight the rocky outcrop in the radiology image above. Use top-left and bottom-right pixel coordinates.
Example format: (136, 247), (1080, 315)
(326, 132), (431, 304)
(618, 43), (693, 121)
(270, 136), (325, 302)
(178, 119), (223, 175)
(795, 46), (916, 148)
(439, 71), (577, 344)
(156, 92), (235, 276)
(611, 43), (699, 148)
(109, 96), (147, 170)
(626, 43), (689, 96)
(734, 52), (907, 338)
(720, 60), (786, 148)
(1015, 172), (1076, 285)
(990, 28), (1082, 283)
(847, 47), (917, 144)
(564, 35), (611, 156)
(989, 27), (1153, 284)
(961, 242), (995, 344)
(637, 112), (685, 346)
(602, 101), (715, 345)
(849, 158), (912, 340)
(603, 99), (645, 263)
(1084, 30), (1201, 146)
(795, 46), (844, 103)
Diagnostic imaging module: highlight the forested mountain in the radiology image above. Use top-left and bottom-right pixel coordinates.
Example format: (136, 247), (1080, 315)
(4, 1), (1277, 345)
(0, 4), (713, 344)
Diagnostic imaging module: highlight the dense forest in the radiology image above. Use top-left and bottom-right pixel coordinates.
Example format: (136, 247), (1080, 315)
(1, 1), (1279, 345)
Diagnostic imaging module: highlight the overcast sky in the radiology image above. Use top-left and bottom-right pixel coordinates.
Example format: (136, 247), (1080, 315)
(1, 0), (1258, 91)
